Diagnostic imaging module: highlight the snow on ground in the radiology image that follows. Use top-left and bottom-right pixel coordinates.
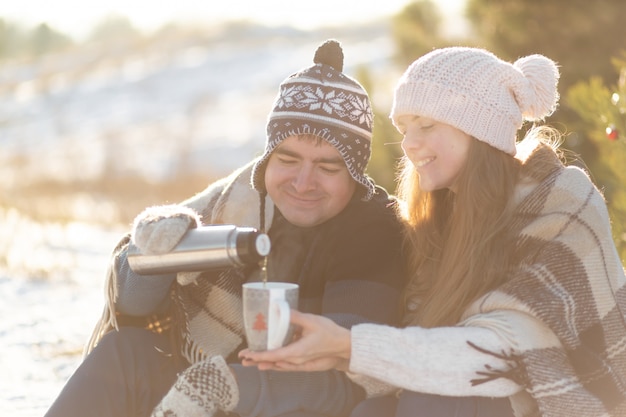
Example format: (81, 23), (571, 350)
(0, 213), (124, 416)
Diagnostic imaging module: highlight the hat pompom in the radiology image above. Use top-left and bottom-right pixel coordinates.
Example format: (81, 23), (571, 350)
(513, 54), (560, 121)
(313, 39), (344, 72)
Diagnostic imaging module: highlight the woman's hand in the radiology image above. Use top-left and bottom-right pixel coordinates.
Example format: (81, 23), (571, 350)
(238, 310), (352, 372)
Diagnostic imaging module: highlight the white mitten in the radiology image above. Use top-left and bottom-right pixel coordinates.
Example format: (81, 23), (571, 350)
(131, 205), (201, 255)
(152, 355), (239, 417)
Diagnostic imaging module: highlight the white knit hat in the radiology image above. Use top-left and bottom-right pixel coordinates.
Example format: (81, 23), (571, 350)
(390, 47), (560, 155)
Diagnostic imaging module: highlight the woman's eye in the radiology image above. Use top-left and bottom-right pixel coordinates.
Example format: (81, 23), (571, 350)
(421, 124), (434, 130)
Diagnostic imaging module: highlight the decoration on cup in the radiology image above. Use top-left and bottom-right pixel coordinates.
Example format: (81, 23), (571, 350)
(252, 313), (268, 331)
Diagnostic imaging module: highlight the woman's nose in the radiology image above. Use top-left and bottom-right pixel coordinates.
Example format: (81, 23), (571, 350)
(401, 131), (421, 152)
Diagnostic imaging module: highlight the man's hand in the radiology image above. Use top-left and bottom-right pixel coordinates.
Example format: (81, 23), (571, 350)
(131, 204), (201, 255)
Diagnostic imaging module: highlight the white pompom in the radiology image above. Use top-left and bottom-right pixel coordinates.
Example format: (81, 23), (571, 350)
(513, 54), (560, 120)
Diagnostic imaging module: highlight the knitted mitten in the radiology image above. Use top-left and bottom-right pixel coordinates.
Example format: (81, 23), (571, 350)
(131, 204), (201, 255)
(152, 355), (239, 417)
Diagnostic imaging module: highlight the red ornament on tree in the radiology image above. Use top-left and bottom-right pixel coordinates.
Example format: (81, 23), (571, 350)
(606, 125), (619, 141)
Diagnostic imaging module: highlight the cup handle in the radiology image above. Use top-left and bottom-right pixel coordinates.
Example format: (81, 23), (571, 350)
(267, 299), (290, 350)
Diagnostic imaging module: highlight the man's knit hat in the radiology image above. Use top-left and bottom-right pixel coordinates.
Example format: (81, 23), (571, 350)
(391, 47), (560, 155)
(251, 39), (375, 200)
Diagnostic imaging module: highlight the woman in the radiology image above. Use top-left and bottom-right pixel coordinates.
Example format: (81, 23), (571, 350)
(239, 47), (626, 417)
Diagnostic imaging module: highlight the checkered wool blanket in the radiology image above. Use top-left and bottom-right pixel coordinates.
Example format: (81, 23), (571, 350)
(471, 145), (626, 416)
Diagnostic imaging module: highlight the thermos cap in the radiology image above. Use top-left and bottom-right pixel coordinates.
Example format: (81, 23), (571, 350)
(255, 234), (271, 257)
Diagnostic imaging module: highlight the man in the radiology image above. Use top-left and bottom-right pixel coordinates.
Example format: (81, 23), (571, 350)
(45, 39), (405, 417)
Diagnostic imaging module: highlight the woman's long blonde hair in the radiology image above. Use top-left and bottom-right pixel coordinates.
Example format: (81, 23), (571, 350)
(397, 126), (564, 327)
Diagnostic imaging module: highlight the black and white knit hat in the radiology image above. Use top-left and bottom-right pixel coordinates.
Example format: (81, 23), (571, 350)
(251, 39), (375, 200)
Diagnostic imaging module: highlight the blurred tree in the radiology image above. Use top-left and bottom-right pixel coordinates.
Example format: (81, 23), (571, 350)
(391, 0), (445, 67)
(28, 23), (72, 56)
(355, 65), (404, 193)
(0, 19), (24, 60)
(566, 57), (626, 259)
(370, 111), (405, 194)
(466, 0), (626, 92)
(0, 19), (71, 60)
(89, 14), (140, 44)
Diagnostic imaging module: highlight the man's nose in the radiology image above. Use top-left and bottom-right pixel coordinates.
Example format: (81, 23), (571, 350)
(292, 166), (315, 192)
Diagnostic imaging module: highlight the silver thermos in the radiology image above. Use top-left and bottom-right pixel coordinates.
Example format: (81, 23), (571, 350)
(127, 225), (271, 275)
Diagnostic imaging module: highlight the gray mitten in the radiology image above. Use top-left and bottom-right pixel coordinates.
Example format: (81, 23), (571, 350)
(152, 355), (239, 417)
(131, 204), (201, 255)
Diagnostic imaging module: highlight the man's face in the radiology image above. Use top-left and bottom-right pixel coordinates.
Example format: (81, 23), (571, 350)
(264, 135), (357, 228)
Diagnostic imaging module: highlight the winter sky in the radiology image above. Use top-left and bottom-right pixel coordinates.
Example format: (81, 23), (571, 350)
(3, 0), (467, 40)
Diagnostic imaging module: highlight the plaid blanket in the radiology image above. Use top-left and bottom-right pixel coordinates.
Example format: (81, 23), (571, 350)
(473, 144), (626, 416)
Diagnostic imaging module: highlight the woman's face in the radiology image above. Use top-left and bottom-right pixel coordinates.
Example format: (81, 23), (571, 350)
(397, 115), (472, 193)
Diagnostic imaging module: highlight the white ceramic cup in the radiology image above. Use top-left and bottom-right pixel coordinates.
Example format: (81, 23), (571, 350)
(242, 282), (299, 351)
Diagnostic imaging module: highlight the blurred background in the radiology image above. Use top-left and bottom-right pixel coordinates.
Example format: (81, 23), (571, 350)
(3, 0), (626, 274)
(1, 0), (626, 414)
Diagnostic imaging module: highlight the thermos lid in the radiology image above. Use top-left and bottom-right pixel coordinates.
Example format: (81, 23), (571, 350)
(235, 228), (271, 264)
